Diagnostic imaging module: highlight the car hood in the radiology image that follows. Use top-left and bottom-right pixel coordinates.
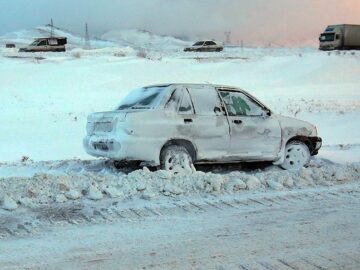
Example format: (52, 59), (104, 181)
(274, 114), (317, 137)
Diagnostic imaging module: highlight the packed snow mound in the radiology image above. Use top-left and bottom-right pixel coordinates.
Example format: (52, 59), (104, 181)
(102, 29), (190, 50)
(0, 160), (359, 210)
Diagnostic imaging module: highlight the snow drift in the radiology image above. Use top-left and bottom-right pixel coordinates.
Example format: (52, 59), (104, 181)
(0, 159), (359, 210)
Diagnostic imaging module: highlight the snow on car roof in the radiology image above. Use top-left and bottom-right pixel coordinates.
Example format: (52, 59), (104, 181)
(144, 83), (240, 90)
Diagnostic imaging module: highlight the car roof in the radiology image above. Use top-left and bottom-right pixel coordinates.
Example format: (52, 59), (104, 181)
(143, 83), (269, 109)
(194, 40), (216, 43)
(144, 83), (240, 90)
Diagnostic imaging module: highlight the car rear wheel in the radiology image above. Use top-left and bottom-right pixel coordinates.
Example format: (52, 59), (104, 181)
(280, 141), (311, 170)
(160, 145), (193, 173)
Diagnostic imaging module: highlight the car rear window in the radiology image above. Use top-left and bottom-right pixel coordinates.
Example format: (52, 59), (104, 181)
(116, 86), (169, 110)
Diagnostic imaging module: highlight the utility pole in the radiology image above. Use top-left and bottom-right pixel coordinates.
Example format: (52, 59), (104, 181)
(50, 18), (54, 37)
(225, 31), (231, 45)
(85, 23), (91, 49)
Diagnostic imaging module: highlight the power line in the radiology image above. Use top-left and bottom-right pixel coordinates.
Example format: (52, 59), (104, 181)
(50, 18), (54, 37)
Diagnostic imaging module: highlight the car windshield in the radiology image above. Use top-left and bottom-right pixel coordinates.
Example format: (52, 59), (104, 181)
(30, 40), (40, 46)
(193, 41), (204, 46)
(116, 86), (169, 110)
(320, 33), (335, 42)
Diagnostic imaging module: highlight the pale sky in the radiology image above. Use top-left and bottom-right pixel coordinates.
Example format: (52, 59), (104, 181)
(0, 0), (359, 44)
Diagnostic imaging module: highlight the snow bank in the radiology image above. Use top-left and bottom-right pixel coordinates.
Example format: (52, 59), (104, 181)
(69, 47), (136, 58)
(0, 160), (359, 210)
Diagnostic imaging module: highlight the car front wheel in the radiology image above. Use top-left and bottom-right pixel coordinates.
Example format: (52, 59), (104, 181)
(280, 141), (311, 170)
(160, 145), (193, 173)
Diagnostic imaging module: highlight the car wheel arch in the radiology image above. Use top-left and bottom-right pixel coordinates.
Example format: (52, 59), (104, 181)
(160, 139), (197, 162)
(286, 136), (314, 153)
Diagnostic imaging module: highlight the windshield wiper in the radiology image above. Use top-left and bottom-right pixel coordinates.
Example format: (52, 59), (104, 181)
(130, 106), (150, 109)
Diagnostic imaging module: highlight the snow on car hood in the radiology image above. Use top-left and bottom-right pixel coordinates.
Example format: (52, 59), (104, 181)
(274, 114), (317, 137)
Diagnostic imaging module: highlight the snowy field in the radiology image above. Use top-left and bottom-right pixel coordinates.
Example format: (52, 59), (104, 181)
(1, 46), (360, 162)
(0, 28), (360, 269)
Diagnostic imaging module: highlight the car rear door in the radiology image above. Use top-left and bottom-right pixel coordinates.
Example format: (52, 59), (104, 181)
(218, 89), (281, 160)
(186, 85), (230, 161)
(204, 41), (216, 51)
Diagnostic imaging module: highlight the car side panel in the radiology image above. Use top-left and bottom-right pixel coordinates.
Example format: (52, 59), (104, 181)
(226, 115), (281, 160)
(186, 86), (230, 161)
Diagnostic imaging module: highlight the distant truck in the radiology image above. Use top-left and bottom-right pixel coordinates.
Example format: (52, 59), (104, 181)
(319, 24), (360, 51)
(19, 37), (67, 52)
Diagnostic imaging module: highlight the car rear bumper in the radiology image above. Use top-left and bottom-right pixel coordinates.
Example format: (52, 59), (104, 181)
(83, 135), (122, 159)
(83, 135), (162, 165)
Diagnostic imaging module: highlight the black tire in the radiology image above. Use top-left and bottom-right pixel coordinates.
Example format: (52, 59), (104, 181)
(113, 160), (140, 170)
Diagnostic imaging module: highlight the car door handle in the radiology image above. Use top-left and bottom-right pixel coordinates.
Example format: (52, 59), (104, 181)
(232, 119), (242, 125)
(184, 119), (193, 124)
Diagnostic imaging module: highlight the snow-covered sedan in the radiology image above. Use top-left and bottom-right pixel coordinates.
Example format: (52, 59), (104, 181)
(84, 84), (322, 171)
(184, 41), (224, 52)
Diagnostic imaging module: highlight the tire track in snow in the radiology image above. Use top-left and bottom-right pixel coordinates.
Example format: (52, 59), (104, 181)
(0, 183), (359, 239)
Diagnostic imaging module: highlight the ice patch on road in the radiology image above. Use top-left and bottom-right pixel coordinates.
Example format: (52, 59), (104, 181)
(0, 159), (359, 210)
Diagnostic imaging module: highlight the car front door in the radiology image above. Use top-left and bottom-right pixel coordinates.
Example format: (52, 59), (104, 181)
(186, 85), (230, 161)
(35, 39), (47, 51)
(218, 89), (281, 160)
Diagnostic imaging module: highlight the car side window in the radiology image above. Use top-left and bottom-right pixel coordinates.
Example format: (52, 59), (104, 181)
(165, 88), (183, 111)
(178, 89), (194, 114)
(187, 86), (221, 116)
(219, 91), (263, 116)
(38, 40), (47, 46)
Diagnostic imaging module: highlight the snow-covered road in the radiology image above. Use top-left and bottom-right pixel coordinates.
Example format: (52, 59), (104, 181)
(1, 183), (360, 270)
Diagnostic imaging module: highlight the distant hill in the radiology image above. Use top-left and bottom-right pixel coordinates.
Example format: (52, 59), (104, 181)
(0, 26), (317, 50)
(0, 25), (116, 49)
(0, 26), (191, 51)
(101, 29), (191, 51)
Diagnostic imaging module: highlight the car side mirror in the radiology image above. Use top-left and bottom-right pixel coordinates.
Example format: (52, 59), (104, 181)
(214, 106), (222, 115)
(262, 109), (271, 118)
